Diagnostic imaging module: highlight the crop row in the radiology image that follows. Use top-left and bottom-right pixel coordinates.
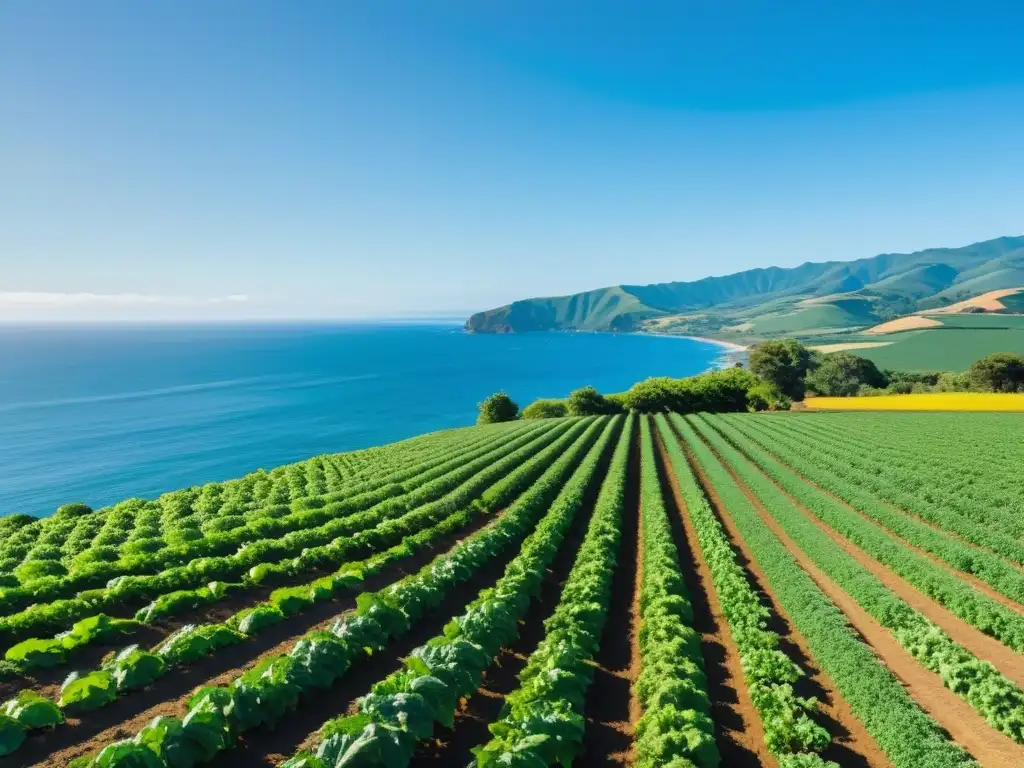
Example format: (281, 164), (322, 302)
(706, 415), (1024, 654)
(732, 415), (1024, 561)
(770, 415), (1024, 529)
(672, 415), (978, 768)
(631, 417), (718, 768)
(0, 422), (499, 574)
(0, 418), (595, 747)
(62, 416), (608, 766)
(0, 420), (549, 612)
(654, 415), (833, 767)
(473, 415), (634, 767)
(691, 415), (1024, 743)
(0, 419), (571, 649)
(285, 415), (626, 767)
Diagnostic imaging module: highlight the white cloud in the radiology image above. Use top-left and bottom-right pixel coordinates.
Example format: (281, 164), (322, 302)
(0, 292), (250, 307)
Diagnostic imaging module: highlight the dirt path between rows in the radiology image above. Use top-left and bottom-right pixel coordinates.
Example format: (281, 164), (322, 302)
(711, 425), (1024, 689)
(691, 424), (1024, 768)
(407, 424), (620, 767)
(651, 428), (774, 768)
(579, 423), (641, 766)
(25, 509), (501, 768)
(659, 426), (888, 768)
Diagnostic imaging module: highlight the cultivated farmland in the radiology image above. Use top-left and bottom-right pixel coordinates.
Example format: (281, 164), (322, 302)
(2, 412), (1023, 767)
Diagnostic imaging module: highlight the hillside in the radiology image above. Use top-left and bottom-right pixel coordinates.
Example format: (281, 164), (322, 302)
(465, 235), (1024, 337)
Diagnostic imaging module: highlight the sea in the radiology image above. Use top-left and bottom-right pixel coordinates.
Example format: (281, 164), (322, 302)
(0, 323), (729, 517)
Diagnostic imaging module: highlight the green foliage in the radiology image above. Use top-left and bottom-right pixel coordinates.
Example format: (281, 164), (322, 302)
(521, 398), (568, 419)
(59, 669), (118, 712)
(676, 415), (977, 768)
(566, 385), (623, 416)
(748, 339), (814, 400)
(55, 502), (93, 519)
(805, 353), (886, 396)
(1, 690), (63, 729)
(745, 382), (791, 411)
(967, 352), (1024, 392)
(477, 392), (520, 424)
(0, 714), (26, 757)
(103, 645), (167, 691)
(622, 368), (763, 413)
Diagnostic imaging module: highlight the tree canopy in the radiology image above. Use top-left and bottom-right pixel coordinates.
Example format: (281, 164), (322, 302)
(477, 392), (520, 424)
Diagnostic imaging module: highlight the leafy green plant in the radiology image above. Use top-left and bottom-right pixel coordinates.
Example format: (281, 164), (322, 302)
(1, 689), (63, 728)
(59, 669), (118, 713)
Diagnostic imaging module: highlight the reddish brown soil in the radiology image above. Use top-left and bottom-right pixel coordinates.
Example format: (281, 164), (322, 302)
(693, 425), (1024, 768)
(24, 510), (500, 768)
(716, 432), (1024, 689)
(658, 426), (888, 768)
(579, 423), (641, 766)
(406, 425), (618, 767)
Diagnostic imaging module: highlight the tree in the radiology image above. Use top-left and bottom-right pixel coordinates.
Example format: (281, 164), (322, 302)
(805, 353), (887, 396)
(567, 386), (623, 416)
(521, 398), (568, 419)
(967, 353), (1024, 392)
(477, 392), (520, 424)
(747, 339), (814, 400)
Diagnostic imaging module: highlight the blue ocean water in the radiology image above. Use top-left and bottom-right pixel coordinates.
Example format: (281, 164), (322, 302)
(0, 323), (726, 517)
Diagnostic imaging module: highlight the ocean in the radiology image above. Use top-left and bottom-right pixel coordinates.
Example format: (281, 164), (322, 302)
(0, 323), (727, 517)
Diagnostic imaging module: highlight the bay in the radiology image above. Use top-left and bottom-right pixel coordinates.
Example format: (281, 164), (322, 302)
(0, 322), (726, 517)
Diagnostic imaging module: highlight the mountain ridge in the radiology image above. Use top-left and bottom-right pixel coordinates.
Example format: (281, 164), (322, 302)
(465, 235), (1024, 336)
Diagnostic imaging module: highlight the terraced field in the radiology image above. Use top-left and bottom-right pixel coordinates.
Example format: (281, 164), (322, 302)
(2, 411), (1023, 767)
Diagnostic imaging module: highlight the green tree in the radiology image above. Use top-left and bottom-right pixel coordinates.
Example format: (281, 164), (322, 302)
(967, 352), (1024, 392)
(805, 353), (887, 396)
(747, 339), (814, 400)
(477, 391), (520, 424)
(566, 386), (623, 416)
(521, 399), (568, 419)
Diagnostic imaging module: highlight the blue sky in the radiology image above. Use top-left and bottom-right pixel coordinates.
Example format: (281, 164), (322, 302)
(2, 1), (1023, 321)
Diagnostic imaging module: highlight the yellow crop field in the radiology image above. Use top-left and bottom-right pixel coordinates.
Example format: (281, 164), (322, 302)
(805, 393), (1024, 411)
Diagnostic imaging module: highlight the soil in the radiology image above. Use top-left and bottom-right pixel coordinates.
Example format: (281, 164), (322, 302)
(579, 422), (641, 766)
(23, 509), (500, 768)
(716, 431), (1024, 689)
(864, 316), (943, 334)
(657, 424), (888, 768)
(407, 421), (620, 767)
(691, 422), (1024, 767)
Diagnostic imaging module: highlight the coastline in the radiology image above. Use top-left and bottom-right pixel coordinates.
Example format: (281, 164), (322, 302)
(635, 330), (748, 352)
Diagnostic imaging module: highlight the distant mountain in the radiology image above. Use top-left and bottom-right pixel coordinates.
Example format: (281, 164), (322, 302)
(465, 236), (1024, 337)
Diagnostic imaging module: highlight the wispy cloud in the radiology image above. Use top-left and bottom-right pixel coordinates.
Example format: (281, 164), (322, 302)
(0, 292), (249, 306)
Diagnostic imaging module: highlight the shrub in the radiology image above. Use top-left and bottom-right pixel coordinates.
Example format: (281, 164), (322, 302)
(748, 339), (814, 400)
(621, 368), (763, 413)
(967, 352), (1024, 392)
(567, 386), (623, 416)
(476, 392), (520, 424)
(805, 353), (886, 396)
(55, 503), (92, 519)
(746, 382), (791, 411)
(521, 399), (568, 419)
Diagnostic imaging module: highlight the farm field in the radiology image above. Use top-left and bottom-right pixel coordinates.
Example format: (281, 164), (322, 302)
(806, 393), (1024, 411)
(1, 412), (1023, 767)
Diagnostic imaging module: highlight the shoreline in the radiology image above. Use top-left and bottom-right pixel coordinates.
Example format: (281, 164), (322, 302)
(635, 330), (748, 352)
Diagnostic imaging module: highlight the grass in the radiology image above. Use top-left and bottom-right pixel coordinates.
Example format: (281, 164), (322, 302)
(805, 393), (1024, 411)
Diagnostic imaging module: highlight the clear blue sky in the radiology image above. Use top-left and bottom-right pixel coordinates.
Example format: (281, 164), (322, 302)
(2, 1), (1023, 321)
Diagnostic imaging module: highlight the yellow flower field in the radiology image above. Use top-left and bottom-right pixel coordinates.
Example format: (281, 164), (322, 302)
(805, 393), (1024, 411)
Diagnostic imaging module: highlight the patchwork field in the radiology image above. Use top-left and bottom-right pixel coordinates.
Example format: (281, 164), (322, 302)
(2, 412), (1023, 767)
(806, 393), (1024, 411)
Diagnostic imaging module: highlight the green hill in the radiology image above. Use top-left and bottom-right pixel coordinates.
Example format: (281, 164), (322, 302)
(465, 235), (1024, 335)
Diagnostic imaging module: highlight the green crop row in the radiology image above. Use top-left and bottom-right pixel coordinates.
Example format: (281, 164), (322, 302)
(654, 416), (833, 767)
(280, 416), (625, 768)
(706, 414), (1024, 653)
(763, 416), (1024, 533)
(690, 415), (1024, 744)
(0, 493), (501, 749)
(472, 416), (634, 767)
(732, 415), (1024, 562)
(631, 416), (718, 768)
(672, 415), (978, 768)
(0, 420), (550, 612)
(64, 417), (607, 767)
(0, 422), (502, 575)
(0, 420), (575, 648)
